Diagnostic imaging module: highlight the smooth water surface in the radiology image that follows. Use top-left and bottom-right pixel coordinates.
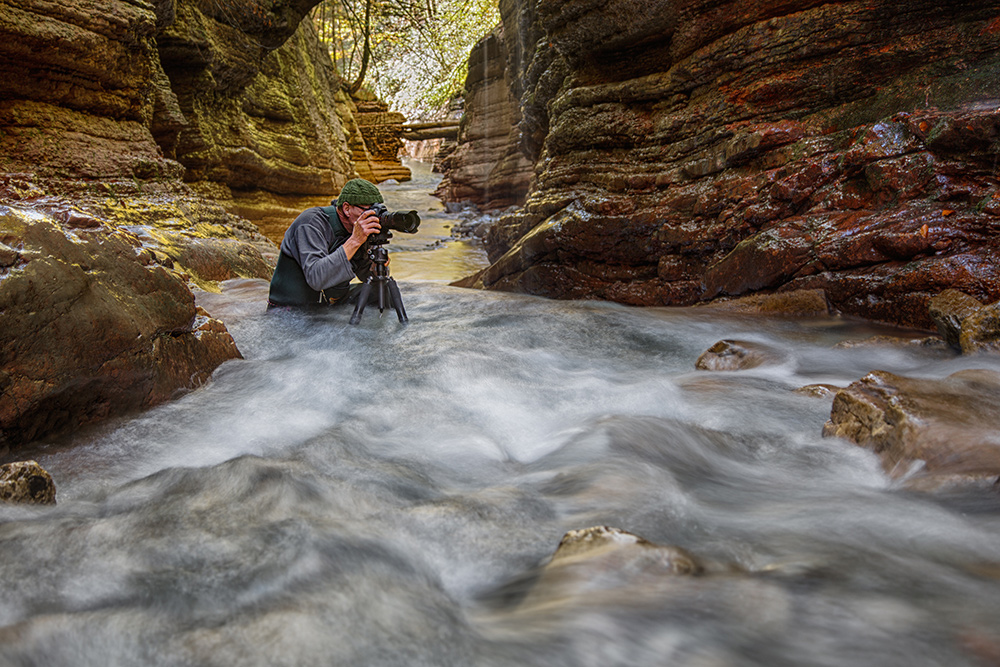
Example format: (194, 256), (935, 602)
(2, 167), (1000, 666)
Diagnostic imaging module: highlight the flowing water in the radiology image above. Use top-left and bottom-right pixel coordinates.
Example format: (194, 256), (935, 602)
(3, 162), (1000, 666)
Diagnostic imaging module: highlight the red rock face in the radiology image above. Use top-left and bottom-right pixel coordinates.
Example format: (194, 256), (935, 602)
(450, 0), (1000, 328)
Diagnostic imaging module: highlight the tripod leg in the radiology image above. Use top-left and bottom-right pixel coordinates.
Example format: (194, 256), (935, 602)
(349, 280), (374, 325)
(387, 278), (408, 323)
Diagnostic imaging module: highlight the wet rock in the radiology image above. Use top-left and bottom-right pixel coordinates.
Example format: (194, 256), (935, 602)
(0, 207), (242, 452)
(0, 461), (56, 505)
(696, 340), (782, 371)
(551, 526), (700, 571)
(699, 289), (831, 317)
(823, 369), (1000, 488)
(928, 289), (984, 350)
(926, 290), (1000, 354)
(795, 384), (841, 399)
(959, 301), (1000, 355)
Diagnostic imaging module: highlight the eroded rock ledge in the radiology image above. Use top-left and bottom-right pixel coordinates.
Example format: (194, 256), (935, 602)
(0, 196), (253, 453)
(445, 0), (1000, 330)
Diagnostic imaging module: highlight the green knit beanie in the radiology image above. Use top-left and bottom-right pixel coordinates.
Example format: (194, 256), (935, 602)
(335, 178), (383, 207)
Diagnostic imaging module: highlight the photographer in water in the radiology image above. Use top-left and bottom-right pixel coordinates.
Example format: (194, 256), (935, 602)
(267, 178), (394, 309)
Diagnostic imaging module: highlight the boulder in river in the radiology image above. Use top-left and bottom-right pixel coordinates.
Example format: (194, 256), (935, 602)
(928, 289), (985, 350)
(823, 369), (1000, 489)
(0, 206), (243, 453)
(695, 340), (783, 371)
(0, 461), (55, 505)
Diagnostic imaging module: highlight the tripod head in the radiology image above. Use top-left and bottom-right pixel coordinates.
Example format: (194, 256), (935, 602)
(366, 234), (391, 275)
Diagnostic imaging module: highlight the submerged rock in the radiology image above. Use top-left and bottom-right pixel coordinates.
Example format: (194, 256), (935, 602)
(832, 335), (948, 351)
(0, 461), (55, 505)
(794, 384), (841, 399)
(519, 526), (702, 609)
(823, 369), (1000, 488)
(696, 340), (783, 371)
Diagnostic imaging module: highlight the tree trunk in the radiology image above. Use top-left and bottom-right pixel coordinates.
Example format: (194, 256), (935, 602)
(348, 0), (372, 94)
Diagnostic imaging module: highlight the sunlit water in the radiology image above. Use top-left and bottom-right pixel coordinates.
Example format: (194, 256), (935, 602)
(3, 163), (1000, 666)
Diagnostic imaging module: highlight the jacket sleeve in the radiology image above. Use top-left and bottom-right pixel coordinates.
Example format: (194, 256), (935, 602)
(293, 222), (356, 291)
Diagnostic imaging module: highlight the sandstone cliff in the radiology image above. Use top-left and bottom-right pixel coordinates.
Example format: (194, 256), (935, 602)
(0, 0), (404, 452)
(434, 22), (534, 210)
(447, 0), (1000, 330)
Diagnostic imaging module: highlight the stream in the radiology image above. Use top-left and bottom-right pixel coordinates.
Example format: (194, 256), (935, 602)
(2, 161), (1000, 666)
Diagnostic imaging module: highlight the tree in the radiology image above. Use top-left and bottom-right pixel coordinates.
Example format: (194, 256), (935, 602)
(312, 0), (499, 118)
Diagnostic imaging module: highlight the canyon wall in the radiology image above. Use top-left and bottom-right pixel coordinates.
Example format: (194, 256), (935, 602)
(0, 0), (404, 452)
(446, 0), (1000, 330)
(434, 23), (534, 210)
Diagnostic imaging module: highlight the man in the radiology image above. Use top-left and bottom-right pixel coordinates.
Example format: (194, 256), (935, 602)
(268, 178), (385, 308)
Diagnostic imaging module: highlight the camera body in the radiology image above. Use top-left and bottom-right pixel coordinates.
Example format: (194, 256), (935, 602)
(367, 203), (420, 245)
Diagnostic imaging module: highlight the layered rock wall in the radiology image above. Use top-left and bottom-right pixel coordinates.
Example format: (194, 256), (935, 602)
(0, 0), (409, 243)
(353, 98), (413, 184)
(434, 23), (533, 210)
(448, 0), (1000, 329)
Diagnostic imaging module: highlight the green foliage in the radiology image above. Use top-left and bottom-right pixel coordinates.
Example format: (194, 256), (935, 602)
(312, 0), (499, 119)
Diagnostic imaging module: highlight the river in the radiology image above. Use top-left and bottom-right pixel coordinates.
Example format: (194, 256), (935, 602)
(2, 161), (1000, 666)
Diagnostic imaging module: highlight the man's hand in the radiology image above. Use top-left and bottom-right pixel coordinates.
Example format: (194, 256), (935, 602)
(343, 207), (381, 259)
(352, 208), (381, 243)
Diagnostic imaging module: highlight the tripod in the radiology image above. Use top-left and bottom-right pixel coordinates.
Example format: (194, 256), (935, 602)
(349, 241), (407, 324)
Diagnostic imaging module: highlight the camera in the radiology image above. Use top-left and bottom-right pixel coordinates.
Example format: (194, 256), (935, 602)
(367, 203), (420, 245)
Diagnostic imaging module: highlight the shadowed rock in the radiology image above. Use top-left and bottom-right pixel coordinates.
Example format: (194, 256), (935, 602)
(0, 461), (56, 505)
(823, 369), (1000, 489)
(928, 290), (1000, 354)
(0, 207), (243, 452)
(434, 25), (533, 211)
